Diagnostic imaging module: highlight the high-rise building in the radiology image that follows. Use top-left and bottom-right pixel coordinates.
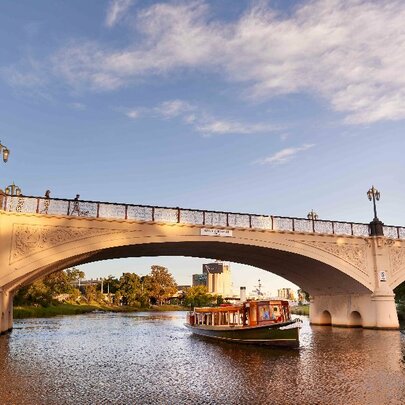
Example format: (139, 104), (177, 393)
(202, 262), (232, 296)
(277, 288), (295, 301)
(192, 273), (207, 287)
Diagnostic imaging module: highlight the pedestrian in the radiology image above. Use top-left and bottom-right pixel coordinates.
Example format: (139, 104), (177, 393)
(41, 189), (51, 214)
(71, 194), (80, 215)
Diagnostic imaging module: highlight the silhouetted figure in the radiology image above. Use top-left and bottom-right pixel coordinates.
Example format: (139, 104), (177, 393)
(41, 189), (51, 214)
(71, 194), (81, 216)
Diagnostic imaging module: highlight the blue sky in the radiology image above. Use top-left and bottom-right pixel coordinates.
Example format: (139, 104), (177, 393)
(1, 0), (405, 294)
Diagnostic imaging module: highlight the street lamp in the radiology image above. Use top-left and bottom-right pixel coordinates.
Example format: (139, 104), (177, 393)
(307, 210), (318, 220)
(0, 140), (10, 163)
(367, 185), (383, 236)
(5, 182), (22, 196)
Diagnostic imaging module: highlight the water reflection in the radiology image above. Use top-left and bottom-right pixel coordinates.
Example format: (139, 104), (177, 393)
(0, 312), (405, 404)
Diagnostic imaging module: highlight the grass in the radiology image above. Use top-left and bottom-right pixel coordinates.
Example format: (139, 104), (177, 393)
(14, 303), (137, 319)
(13, 303), (188, 319)
(290, 305), (309, 316)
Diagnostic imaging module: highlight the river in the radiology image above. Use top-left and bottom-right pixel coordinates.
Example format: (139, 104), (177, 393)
(1, 312), (405, 404)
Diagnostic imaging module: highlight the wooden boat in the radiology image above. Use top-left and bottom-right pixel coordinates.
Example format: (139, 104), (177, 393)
(185, 299), (300, 347)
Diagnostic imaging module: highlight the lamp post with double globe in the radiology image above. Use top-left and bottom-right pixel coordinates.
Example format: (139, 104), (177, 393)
(307, 210), (318, 221)
(5, 182), (22, 196)
(367, 186), (384, 236)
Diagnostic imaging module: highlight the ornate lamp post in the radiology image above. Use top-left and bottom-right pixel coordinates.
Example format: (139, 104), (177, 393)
(367, 185), (383, 236)
(5, 182), (22, 196)
(0, 141), (10, 163)
(307, 210), (318, 220)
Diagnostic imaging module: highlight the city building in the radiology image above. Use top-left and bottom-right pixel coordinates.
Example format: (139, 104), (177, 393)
(202, 262), (232, 296)
(277, 288), (296, 301)
(192, 261), (232, 297)
(192, 273), (207, 287)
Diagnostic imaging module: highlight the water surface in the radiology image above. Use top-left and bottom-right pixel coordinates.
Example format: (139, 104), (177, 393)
(1, 312), (405, 404)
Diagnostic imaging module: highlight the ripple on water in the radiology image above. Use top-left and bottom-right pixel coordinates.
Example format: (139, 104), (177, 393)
(1, 313), (405, 404)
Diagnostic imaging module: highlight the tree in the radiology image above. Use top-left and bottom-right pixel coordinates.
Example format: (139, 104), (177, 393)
(83, 284), (97, 303)
(104, 275), (120, 294)
(184, 285), (214, 308)
(148, 266), (177, 305)
(394, 282), (405, 303)
(66, 268), (85, 284)
(117, 272), (143, 306)
(14, 269), (83, 306)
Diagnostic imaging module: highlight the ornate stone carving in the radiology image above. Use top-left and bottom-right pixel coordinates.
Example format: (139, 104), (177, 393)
(390, 247), (405, 275)
(10, 224), (121, 264)
(297, 240), (368, 275)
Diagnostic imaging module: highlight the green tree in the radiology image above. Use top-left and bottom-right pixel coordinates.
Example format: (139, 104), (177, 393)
(66, 268), (85, 284)
(394, 282), (405, 303)
(148, 266), (177, 305)
(103, 275), (120, 294)
(84, 284), (97, 303)
(14, 269), (83, 306)
(117, 272), (143, 306)
(184, 285), (214, 308)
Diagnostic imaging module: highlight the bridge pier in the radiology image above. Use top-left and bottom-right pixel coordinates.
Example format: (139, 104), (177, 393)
(310, 291), (399, 329)
(0, 289), (13, 335)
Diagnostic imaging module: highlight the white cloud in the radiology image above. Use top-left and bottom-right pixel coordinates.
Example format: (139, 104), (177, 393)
(105, 0), (134, 28)
(196, 120), (274, 135)
(14, 0), (405, 124)
(154, 100), (195, 118)
(258, 144), (315, 165)
(124, 99), (276, 135)
(126, 109), (141, 119)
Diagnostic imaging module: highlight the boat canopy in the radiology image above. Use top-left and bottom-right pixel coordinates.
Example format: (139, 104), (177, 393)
(188, 300), (291, 327)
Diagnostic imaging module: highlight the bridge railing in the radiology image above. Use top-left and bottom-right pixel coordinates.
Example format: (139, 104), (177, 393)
(2, 195), (405, 239)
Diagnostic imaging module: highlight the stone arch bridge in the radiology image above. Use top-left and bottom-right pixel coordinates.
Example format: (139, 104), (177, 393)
(1, 193), (405, 334)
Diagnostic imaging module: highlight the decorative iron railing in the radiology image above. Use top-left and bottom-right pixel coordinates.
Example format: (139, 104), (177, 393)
(1, 194), (405, 239)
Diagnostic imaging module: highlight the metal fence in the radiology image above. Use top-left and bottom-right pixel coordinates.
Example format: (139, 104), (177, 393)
(2, 195), (405, 239)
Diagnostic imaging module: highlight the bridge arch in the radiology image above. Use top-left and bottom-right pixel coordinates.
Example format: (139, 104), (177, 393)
(320, 310), (332, 325)
(348, 311), (362, 327)
(1, 217), (373, 297)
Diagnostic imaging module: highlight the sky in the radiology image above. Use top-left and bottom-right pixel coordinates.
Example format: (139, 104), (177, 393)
(1, 0), (405, 294)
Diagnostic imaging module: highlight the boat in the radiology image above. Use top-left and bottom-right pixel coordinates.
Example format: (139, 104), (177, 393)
(185, 299), (300, 347)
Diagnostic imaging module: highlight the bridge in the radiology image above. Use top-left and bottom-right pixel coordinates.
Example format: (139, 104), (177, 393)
(1, 192), (405, 334)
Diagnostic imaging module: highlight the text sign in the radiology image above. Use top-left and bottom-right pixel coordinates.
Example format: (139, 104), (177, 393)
(379, 271), (387, 282)
(200, 228), (233, 237)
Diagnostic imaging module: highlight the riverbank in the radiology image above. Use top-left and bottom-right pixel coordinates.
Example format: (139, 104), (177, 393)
(13, 303), (187, 319)
(291, 305), (309, 316)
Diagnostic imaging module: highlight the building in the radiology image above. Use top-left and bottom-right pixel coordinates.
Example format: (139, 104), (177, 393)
(202, 262), (232, 296)
(277, 288), (296, 301)
(192, 273), (207, 287)
(192, 261), (232, 296)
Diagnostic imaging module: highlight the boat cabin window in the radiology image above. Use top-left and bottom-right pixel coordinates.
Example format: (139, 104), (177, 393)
(258, 304), (270, 321)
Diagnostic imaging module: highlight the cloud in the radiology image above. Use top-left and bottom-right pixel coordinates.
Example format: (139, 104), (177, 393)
(126, 109), (142, 119)
(195, 120), (274, 135)
(257, 144), (315, 165)
(105, 0), (134, 27)
(154, 100), (195, 118)
(125, 99), (276, 135)
(11, 1), (405, 124)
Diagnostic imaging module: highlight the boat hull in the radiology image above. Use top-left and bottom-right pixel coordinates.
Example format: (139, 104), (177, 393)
(185, 320), (300, 347)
